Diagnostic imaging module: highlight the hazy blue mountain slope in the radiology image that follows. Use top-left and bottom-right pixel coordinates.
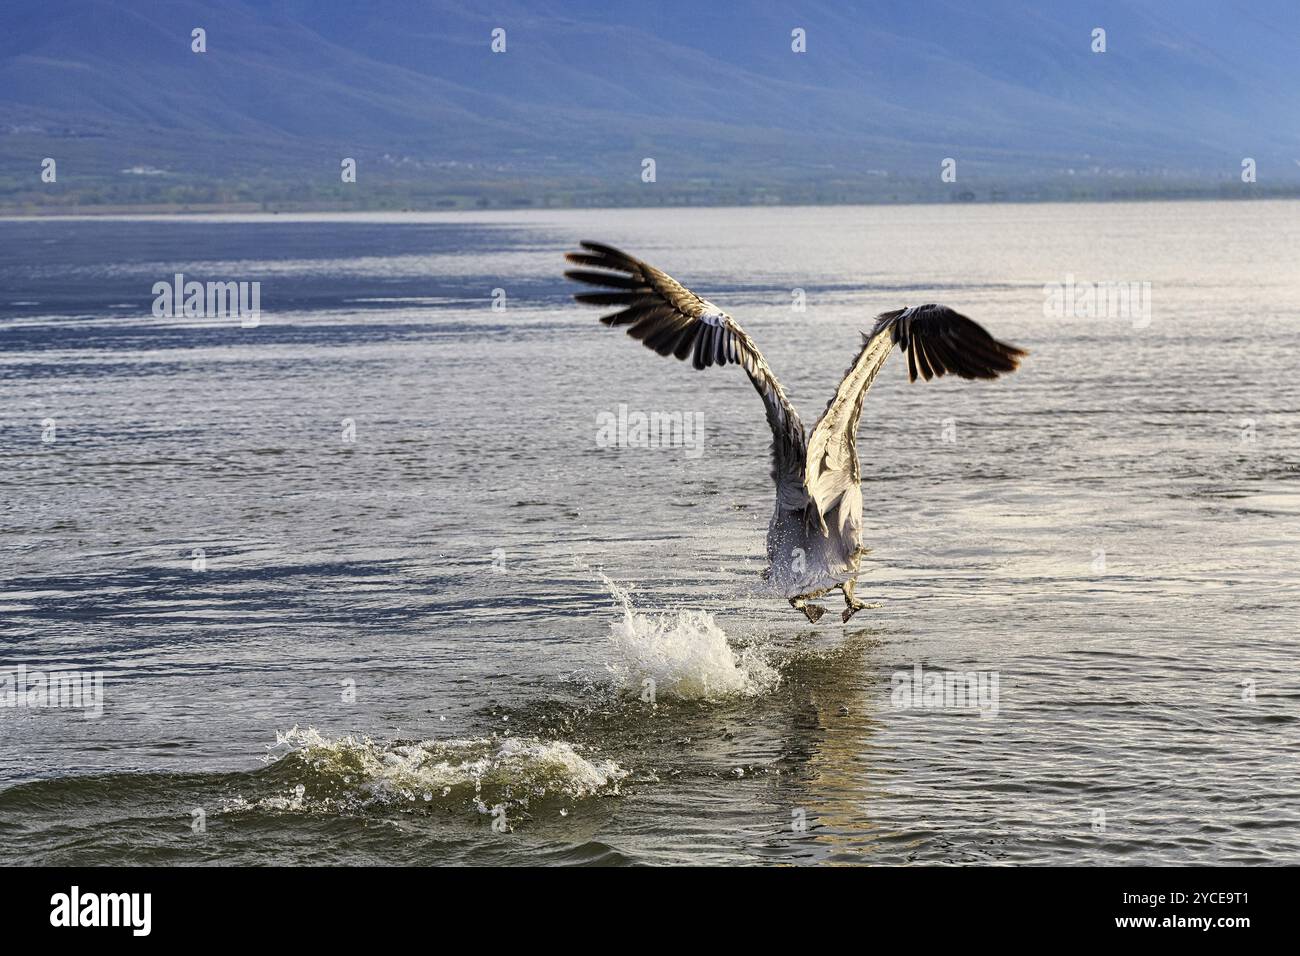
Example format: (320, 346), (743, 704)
(2, 0), (1296, 206)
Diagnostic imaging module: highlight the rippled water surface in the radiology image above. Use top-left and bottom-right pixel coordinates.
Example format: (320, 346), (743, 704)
(1, 202), (1298, 865)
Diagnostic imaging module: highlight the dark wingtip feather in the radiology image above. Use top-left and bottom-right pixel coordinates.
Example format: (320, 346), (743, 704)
(672, 324), (699, 361)
(567, 242), (639, 275)
(573, 291), (637, 306)
(915, 338), (939, 381)
(579, 240), (630, 260)
(877, 305), (1027, 384)
(565, 269), (642, 289)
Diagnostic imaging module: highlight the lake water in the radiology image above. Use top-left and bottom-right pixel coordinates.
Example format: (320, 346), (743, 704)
(1, 201), (1297, 865)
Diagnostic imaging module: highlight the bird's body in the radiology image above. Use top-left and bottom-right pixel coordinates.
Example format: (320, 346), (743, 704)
(765, 480), (861, 599)
(567, 242), (1025, 623)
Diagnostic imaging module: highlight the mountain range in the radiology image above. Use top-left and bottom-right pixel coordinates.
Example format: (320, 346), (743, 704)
(3, 0), (1298, 209)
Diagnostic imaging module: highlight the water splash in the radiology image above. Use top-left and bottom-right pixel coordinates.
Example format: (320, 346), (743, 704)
(598, 572), (780, 700)
(223, 726), (627, 816)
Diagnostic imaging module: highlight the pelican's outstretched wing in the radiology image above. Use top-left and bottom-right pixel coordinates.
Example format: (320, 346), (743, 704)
(805, 305), (1026, 526)
(566, 241), (806, 484)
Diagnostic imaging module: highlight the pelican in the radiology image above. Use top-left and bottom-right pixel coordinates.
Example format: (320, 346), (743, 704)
(566, 242), (1026, 623)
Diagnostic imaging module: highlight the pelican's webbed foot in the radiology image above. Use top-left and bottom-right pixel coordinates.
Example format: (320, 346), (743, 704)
(790, 596), (827, 623)
(840, 580), (881, 623)
(842, 604), (882, 623)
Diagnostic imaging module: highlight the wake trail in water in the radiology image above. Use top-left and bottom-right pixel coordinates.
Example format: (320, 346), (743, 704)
(222, 726), (628, 817)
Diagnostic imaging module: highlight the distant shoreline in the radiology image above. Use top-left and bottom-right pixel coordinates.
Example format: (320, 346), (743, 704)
(3, 190), (1298, 218)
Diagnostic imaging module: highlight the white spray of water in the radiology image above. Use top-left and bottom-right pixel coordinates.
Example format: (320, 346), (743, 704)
(223, 727), (627, 815)
(597, 572), (780, 700)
